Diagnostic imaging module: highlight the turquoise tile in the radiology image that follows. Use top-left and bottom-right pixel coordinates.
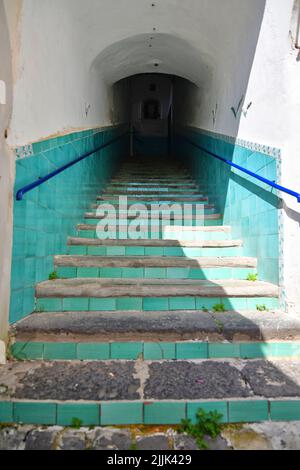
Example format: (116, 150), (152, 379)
(126, 247), (145, 256)
(110, 342), (143, 360)
(240, 343), (281, 359)
(195, 298), (221, 310)
(77, 267), (99, 278)
(176, 342), (208, 359)
(169, 297), (196, 310)
(87, 246), (106, 255)
(144, 342), (176, 360)
(209, 343), (240, 358)
(57, 267), (77, 278)
(144, 268), (166, 279)
(187, 402), (228, 424)
(100, 268), (123, 278)
(63, 298), (89, 311)
(44, 343), (77, 360)
(12, 342), (44, 360)
(270, 401), (300, 421)
(68, 246), (88, 255)
(163, 247), (184, 257)
(145, 247), (164, 256)
(271, 342), (300, 357)
(77, 343), (110, 360)
(106, 247), (126, 256)
(14, 402), (57, 425)
(36, 298), (62, 312)
(166, 268), (190, 279)
(90, 298), (116, 311)
(229, 401), (269, 423)
(101, 403), (143, 425)
(144, 402), (186, 425)
(122, 268), (144, 279)
(143, 298), (169, 311)
(116, 298), (143, 310)
(0, 402), (13, 423)
(57, 404), (100, 426)
(189, 269), (206, 280)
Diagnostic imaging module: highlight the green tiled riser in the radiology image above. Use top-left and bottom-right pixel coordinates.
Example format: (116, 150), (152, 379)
(175, 129), (280, 285)
(36, 296), (279, 312)
(85, 219), (220, 227)
(11, 341), (299, 361)
(77, 229), (228, 240)
(1, 400), (300, 426)
(56, 266), (255, 280)
(68, 246), (243, 257)
(10, 126), (129, 323)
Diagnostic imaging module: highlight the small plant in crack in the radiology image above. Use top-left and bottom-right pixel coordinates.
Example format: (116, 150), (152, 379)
(212, 303), (227, 313)
(256, 304), (269, 312)
(71, 417), (83, 429)
(178, 408), (223, 450)
(49, 271), (59, 281)
(246, 273), (258, 282)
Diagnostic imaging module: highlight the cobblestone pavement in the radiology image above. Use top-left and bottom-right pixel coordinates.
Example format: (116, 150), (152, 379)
(0, 422), (300, 450)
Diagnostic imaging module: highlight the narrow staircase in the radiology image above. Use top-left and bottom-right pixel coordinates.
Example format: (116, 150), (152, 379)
(1, 156), (300, 428)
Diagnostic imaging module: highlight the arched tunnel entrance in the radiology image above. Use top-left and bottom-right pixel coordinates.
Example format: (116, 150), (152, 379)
(113, 73), (198, 159)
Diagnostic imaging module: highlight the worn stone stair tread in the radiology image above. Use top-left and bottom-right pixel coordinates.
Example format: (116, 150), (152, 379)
(1, 359), (300, 402)
(14, 310), (300, 342)
(68, 237), (242, 247)
(84, 213), (220, 221)
(98, 195), (207, 200)
(36, 278), (279, 298)
(77, 224), (228, 231)
(91, 202), (212, 208)
(54, 255), (257, 268)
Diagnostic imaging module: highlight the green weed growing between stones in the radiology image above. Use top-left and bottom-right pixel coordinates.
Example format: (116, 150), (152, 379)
(212, 303), (226, 313)
(71, 418), (83, 429)
(179, 408), (223, 450)
(246, 273), (258, 282)
(49, 271), (59, 281)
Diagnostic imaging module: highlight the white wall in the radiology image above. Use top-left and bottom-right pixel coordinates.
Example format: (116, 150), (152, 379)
(8, 0), (266, 146)
(0, 0), (16, 361)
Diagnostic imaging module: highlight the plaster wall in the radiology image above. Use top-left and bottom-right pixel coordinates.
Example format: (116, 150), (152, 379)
(0, 0), (17, 360)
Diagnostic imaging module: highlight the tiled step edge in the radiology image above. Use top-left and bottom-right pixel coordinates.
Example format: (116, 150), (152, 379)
(11, 341), (300, 361)
(1, 400), (300, 426)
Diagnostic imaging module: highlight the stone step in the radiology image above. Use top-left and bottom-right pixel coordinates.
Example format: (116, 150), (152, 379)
(108, 182), (198, 188)
(76, 225), (232, 241)
(67, 237), (242, 248)
(54, 255), (257, 269)
(13, 311), (300, 343)
(99, 194), (206, 200)
(111, 177), (194, 183)
(67, 239), (243, 257)
(91, 201), (212, 208)
(85, 211), (217, 220)
(83, 215), (222, 225)
(36, 279), (279, 299)
(1, 359), (300, 426)
(103, 189), (201, 195)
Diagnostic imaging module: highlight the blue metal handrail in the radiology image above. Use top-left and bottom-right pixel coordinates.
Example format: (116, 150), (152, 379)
(16, 132), (128, 201)
(180, 135), (300, 203)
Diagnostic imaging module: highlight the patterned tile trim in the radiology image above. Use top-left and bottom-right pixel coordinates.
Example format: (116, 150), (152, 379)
(14, 124), (125, 160)
(182, 125), (282, 160)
